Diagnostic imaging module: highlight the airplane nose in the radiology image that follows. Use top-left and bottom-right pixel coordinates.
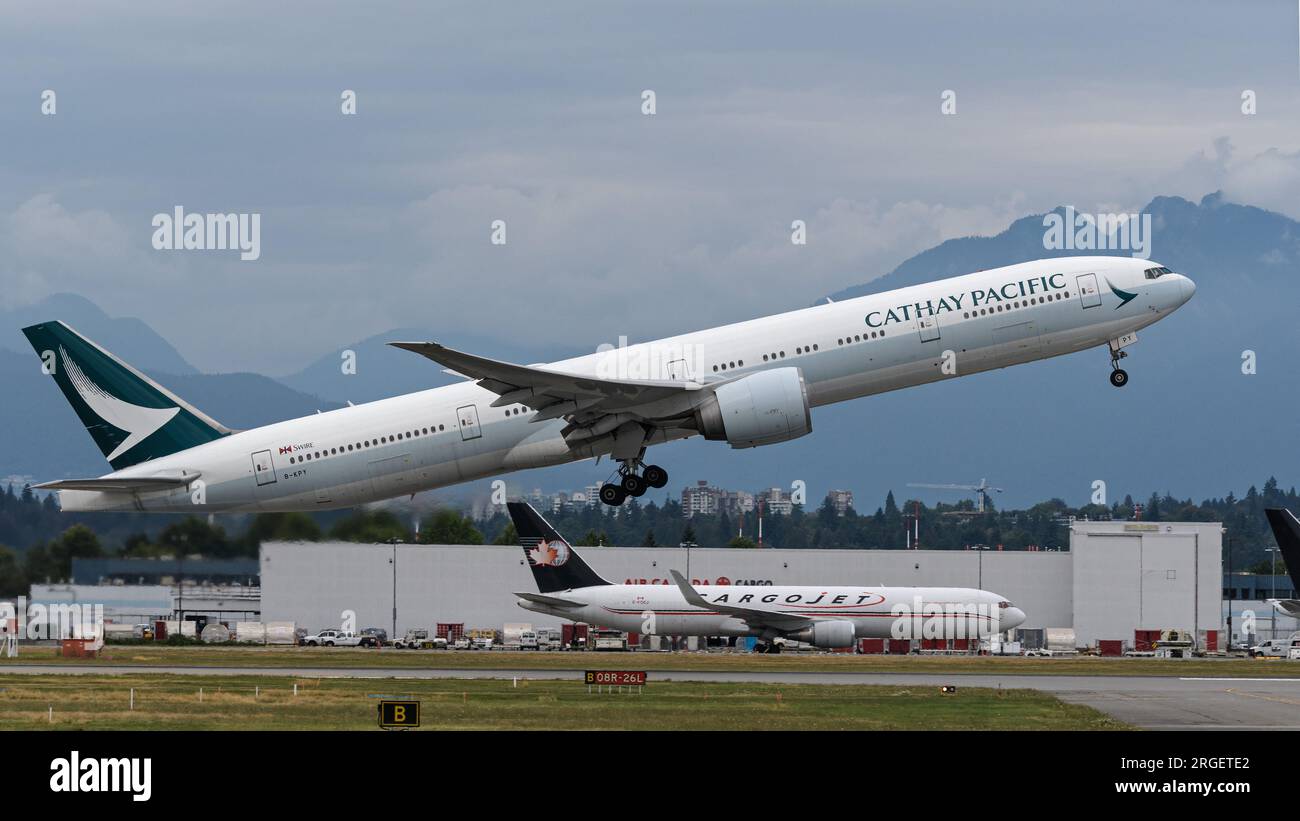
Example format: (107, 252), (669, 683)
(1178, 274), (1195, 304)
(1003, 607), (1026, 631)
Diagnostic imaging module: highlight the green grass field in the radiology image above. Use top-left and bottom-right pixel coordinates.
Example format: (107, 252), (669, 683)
(0, 673), (1127, 730)
(4, 644), (1296, 678)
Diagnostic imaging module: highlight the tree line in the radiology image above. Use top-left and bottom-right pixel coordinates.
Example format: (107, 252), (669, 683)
(1, 477), (1296, 597)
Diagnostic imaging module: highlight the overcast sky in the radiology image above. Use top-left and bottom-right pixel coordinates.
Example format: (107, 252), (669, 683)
(3, 0), (1299, 374)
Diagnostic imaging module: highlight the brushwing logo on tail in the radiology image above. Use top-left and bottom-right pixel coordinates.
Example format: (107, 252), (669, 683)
(528, 538), (570, 567)
(61, 346), (179, 461)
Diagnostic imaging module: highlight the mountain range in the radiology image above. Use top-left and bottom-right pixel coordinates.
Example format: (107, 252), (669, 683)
(4, 192), (1297, 510)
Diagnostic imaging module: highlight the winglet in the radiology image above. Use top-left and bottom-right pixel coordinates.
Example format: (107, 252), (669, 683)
(669, 569), (710, 609)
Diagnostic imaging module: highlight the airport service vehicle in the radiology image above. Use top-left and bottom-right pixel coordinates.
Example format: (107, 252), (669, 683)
(591, 629), (629, 651)
(392, 629), (431, 649)
(1262, 509), (1300, 619)
(24, 258), (1194, 511)
(451, 636), (472, 651)
(1250, 637), (1298, 659)
(518, 630), (540, 650)
(507, 502), (1026, 652)
(360, 627), (387, 643)
(302, 629), (377, 648)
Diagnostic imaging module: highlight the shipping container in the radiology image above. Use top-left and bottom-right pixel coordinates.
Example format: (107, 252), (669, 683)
(436, 623), (465, 641)
(1133, 629), (1161, 652)
(1200, 629), (1219, 652)
(1017, 627), (1045, 650)
(1098, 639), (1124, 657)
(264, 621), (297, 645)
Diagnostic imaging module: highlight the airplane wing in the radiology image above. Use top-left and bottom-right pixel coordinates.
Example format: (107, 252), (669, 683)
(514, 592), (586, 609)
(35, 471), (201, 493)
(669, 569), (811, 631)
(390, 341), (710, 441)
(1266, 599), (1300, 618)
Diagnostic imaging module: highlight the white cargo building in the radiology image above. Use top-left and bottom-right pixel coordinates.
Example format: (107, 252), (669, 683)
(259, 521), (1224, 648)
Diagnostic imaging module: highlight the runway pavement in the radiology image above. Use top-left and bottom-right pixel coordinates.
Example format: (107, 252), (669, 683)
(4, 663), (1299, 729)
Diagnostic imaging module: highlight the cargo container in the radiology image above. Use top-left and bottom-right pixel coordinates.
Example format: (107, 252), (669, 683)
(858, 638), (886, 654)
(264, 621), (297, 645)
(436, 623), (465, 641)
(1098, 639), (1124, 657)
(561, 623), (589, 650)
(888, 639), (912, 654)
(236, 622), (267, 644)
(1017, 628), (1045, 650)
(1133, 629), (1161, 652)
(1044, 628), (1076, 652)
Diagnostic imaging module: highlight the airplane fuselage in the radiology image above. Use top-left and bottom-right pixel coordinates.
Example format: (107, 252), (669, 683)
(519, 583), (1027, 641)
(59, 256), (1193, 512)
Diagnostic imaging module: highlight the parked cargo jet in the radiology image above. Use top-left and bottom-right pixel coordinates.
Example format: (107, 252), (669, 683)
(1261, 508), (1300, 618)
(507, 501), (1026, 651)
(23, 256), (1194, 512)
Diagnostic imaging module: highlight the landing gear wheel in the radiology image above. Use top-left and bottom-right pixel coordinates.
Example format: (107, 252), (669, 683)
(1109, 368), (1128, 388)
(620, 473), (647, 497)
(643, 464), (668, 489)
(599, 482), (627, 506)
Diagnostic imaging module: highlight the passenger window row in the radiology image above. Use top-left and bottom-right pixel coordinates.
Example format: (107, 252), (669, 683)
(962, 290), (1069, 319)
(287, 423), (448, 464)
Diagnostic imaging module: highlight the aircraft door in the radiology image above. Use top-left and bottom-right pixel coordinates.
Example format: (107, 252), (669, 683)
(251, 450), (277, 486)
(917, 313), (940, 343)
(1076, 273), (1101, 308)
(457, 404), (482, 441)
(666, 358), (692, 381)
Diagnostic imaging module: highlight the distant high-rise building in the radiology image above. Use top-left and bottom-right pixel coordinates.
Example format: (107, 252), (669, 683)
(682, 480), (719, 518)
(826, 489), (855, 517)
(758, 486), (793, 516)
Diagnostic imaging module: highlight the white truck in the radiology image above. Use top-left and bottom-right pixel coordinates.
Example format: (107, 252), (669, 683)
(302, 629), (378, 647)
(1251, 634), (1300, 658)
(518, 630), (540, 650)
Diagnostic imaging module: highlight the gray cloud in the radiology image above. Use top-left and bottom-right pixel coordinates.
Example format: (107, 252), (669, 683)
(2, 0), (1299, 372)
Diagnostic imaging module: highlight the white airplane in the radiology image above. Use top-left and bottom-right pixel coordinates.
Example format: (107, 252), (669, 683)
(1261, 509), (1300, 618)
(507, 501), (1027, 651)
(24, 256), (1194, 512)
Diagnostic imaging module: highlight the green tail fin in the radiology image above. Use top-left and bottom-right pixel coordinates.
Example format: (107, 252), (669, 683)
(21, 320), (231, 470)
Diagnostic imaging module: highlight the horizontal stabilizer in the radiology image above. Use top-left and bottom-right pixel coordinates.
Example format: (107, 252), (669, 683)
(514, 591), (585, 609)
(36, 470), (201, 493)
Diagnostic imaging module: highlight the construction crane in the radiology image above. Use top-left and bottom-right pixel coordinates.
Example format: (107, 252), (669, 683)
(907, 478), (1003, 514)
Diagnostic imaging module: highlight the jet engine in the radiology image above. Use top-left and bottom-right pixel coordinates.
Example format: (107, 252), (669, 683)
(791, 619), (856, 649)
(692, 367), (812, 448)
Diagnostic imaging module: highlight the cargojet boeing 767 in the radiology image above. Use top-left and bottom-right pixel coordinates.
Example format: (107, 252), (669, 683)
(23, 256), (1193, 512)
(507, 501), (1027, 651)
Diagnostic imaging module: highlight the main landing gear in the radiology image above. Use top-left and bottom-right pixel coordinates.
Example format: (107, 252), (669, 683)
(598, 460), (668, 506)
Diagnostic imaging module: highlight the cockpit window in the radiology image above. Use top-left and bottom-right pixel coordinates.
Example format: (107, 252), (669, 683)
(1144, 266), (1172, 280)
(998, 600), (1012, 609)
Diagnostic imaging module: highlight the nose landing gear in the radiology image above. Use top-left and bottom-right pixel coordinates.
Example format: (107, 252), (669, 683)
(1109, 346), (1129, 388)
(598, 459), (669, 506)
(1106, 336), (1133, 388)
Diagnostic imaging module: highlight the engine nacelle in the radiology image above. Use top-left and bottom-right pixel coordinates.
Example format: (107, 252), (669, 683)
(693, 367), (812, 449)
(791, 620), (856, 649)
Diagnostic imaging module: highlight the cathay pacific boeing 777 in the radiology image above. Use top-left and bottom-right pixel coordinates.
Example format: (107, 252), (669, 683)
(23, 256), (1194, 512)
